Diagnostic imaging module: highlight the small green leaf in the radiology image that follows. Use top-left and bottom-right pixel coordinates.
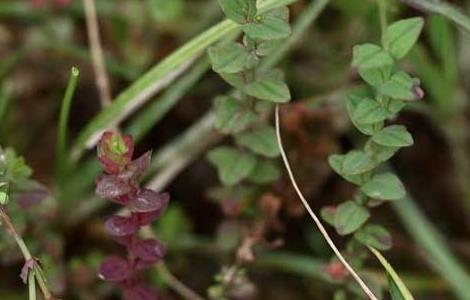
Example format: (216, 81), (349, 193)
(4, 148), (32, 182)
(388, 99), (406, 114)
(217, 0), (257, 24)
(214, 96), (257, 134)
(358, 65), (392, 86)
(207, 147), (257, 185)
(355, 224), (392, 250)
(346, 95), (384, 136)
(328, 154), (344, 174)
(256, 40), (283, 56)
(328, 154), (364, 185)
(220, 72), (244, 89)
(378, 72), (421, 101)
(321, 206), (337, 226)
(235, 125), (279, 157)
(369, 247), (416, 300)
(361, 173), (406, 200)
(372, 125), (413, 147)
(334, 201), (370, 235)
(208, 43), (250, 74)
(243, 7), (291, 40)
(352, 97), (389, 124)
(0, 192), (8, 205)
(342, 150), (376, 175)
(383, 17), (424, 60)
(352, 43), (394, 69)
(365, 140), (398, 163)
(244, 78), (291, 103)
(248, 159), (280, 184)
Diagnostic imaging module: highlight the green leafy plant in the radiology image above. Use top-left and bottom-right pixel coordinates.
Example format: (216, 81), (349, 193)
(321, 16), (425, 298)
(207, 0), (290, 188)
(0, 147), (54, 300)
(205, 0), (292, 298)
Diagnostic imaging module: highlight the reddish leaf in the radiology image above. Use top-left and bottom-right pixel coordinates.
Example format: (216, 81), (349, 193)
(99, 256), (132, 282)
(98, 131), (134, 174)
(135, 197), (169, 226)
(129, 190), (169, 213)
(120, 151), (152, 180)
(130, 239), (166, 264)
(123, 283), (158, 300)
(96, 175), (133, 199)
(105, 216), (139, 237)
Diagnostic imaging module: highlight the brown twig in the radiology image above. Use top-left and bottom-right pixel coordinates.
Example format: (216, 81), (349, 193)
(274, 105), (378, 300)
(82, 0), (113, 108)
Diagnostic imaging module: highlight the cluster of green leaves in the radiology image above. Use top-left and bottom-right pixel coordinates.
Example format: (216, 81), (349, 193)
(206, 0), (292, 188)
(321, 16), (424, 297)
(0, 147), (33, 206)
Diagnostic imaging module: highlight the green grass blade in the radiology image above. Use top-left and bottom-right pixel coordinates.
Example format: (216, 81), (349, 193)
(126, 59), (210, 141)
(56, 67), (80, 184)
(392, 197), (470, 300)
(369, 247), (415, 300)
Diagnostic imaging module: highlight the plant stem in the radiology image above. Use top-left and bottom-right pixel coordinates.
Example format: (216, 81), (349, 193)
(377, 0), (388, 39)
(56, 67), (80, 183)
(82, 0), (112, 108)
(28, 271), (36, 300)
(0, 206), (54, 300)
(400, 0), (470, 34)
(274, 106), (378, 300)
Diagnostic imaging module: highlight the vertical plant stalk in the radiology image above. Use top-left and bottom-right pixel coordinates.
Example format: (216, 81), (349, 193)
(56, 67), (79, 182)
(377, 0), (388, 38)
(82, 0), (112, 107)
(28, 270), (36, 300)
(274, 106), (378, 300)
(0, 206), (54, 300)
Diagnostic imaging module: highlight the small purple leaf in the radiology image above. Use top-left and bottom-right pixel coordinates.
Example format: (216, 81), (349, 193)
(129, 190), (169, 213)
(98, 256), (132, 282)
(104, 215), (138, 236)
(123, 283), (158, 300)
(135, 197), (169, 226)
(96, 175), (133, 198)
(120, 151), (152, 180)
(130, 238), (166, 264)
(20, 258), (38, 283)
